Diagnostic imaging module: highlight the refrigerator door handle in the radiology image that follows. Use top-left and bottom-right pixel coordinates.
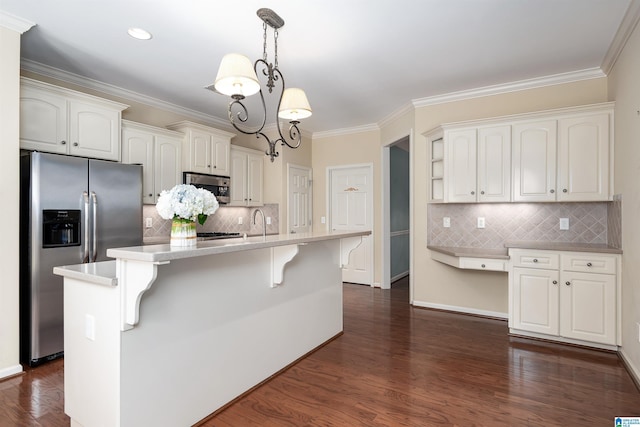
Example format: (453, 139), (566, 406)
(83, 191), (90, 263)
(91, 191), (98, 262)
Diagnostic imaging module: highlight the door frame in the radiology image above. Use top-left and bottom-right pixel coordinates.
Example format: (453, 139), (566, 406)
(327, 163), (374, 286)
(382, 130), (414, 298)
(286, 163), (313, 234)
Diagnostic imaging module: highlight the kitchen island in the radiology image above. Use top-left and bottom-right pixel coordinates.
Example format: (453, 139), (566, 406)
(54, 230), (369, 427)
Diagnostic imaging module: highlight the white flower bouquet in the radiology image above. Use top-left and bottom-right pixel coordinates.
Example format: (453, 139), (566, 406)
(156, 184), (219, 225)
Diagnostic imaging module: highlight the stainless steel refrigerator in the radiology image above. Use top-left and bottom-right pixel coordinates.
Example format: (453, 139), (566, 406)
(20, 151), (142, 366)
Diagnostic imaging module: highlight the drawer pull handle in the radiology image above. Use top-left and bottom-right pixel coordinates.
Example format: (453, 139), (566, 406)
(586, 262), (593, 267)
(481, 264), (486, 268)
(553, 280), (557, 285)
(565, 281), (571, 286)
(533, 258), (538, 263)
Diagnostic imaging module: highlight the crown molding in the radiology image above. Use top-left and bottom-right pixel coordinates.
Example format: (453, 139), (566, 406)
(412, 68), (605, 108)
(0, 10), (35, 33)
(312, 123), (379, 140)
(601, 0), (640, 74)
(377, 102), (415, 129)
(20, 59), (234, 131)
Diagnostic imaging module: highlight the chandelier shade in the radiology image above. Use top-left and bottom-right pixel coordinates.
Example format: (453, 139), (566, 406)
(278, 88), (312, 121)
(214, 53), (261, 98)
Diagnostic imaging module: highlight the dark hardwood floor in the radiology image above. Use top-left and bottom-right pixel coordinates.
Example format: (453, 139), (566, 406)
(1, 277), (639, 426)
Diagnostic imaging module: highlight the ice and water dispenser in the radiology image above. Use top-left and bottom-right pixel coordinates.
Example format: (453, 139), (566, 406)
(42, 210), (81, 248)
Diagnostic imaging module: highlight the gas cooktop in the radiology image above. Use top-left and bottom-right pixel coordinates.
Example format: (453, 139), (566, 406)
(196, 232), (241, 240)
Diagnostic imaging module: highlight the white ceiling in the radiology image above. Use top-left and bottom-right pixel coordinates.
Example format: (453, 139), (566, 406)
(1, 0), (635, 135)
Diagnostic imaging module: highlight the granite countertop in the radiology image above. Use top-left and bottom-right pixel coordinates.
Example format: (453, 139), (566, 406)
(429, 241), (623, 259)
(504, 241), (623, 254)
(109, 230), (371, 263)
(427, 246), (510, 259)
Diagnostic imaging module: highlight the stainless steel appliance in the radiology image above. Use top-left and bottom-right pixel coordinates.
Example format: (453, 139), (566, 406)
(20, 151), (143, 366)
(183, 172), (230, 204)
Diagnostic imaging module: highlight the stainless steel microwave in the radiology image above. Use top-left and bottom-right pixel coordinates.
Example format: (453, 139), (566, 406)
(183, 172), (230, 205)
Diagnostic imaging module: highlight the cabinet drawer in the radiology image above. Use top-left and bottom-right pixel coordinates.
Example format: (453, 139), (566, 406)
(561, 253), (616, 275)
(510, 250), (559, 269)
(460, 258), (507, 272)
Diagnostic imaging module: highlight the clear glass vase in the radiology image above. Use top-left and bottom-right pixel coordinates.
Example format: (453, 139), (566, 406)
(170, 217), (197, 247)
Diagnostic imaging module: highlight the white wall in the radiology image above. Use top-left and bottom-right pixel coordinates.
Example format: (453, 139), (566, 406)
(607, 16), (640, 382)
(0, 22), (26, 379)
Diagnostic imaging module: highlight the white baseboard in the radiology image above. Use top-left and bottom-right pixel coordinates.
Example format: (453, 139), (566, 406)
(619, 348), (640, 390)
(391, 271), (409, 283)
(0, 364), (23, 380)
(412, 300), (508, 319)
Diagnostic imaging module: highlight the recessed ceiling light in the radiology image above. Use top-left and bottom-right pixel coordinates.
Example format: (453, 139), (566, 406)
(127, 27), (152, 40)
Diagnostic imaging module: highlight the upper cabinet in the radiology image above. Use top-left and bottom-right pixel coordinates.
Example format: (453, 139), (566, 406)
(122, 121), (183, 204)
(427, 103), (613, 204)
(20, 77), (127, 161)
(229, 146), (264, 207)
(166, 121), (235, 177)
(428, 124), (511, 203)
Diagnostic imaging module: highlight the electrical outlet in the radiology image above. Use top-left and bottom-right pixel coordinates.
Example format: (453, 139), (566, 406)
(145, 217), (153, 228)
(443, 217), (451, 228)
(477, 217), (485, 229)
(238, 217), (243, 225)
(266, 216), (272, 225)
(559, 218), (569, 230)
(321, 216), (326, 224)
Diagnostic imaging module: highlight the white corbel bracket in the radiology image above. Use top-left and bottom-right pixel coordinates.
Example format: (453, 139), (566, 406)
(270, 244), (301, 287)
(340, 236), (363, 267)
(117, 258), (170, 331)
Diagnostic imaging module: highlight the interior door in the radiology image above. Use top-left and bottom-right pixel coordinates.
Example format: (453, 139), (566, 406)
(330, 165), (373, 285)
(288, 164), (312, 234)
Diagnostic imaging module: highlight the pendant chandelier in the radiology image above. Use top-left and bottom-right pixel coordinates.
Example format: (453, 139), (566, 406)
(208, 8), (312, 162)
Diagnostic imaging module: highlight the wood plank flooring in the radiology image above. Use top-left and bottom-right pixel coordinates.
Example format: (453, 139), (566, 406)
(1, 277), (639, 426)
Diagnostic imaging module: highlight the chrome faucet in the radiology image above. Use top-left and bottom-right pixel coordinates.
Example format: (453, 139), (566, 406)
(252, 208), (266, 239)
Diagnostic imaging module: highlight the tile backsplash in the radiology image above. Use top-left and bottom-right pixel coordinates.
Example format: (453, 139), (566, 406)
(143, 203), (279, 240)
(428, 200), (621, 250)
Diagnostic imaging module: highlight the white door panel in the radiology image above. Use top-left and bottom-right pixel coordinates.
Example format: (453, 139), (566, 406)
(288, 165), (312, 234)
(330, 165), (373, 285)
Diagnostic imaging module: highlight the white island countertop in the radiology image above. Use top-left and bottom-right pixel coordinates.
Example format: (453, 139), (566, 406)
(107, 230), (370, 263)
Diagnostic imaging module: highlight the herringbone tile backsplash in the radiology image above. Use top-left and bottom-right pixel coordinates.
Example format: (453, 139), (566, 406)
(428, 200), (621, 250)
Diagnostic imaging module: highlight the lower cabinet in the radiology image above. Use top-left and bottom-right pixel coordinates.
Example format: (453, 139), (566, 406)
(509, 249), (619, 347)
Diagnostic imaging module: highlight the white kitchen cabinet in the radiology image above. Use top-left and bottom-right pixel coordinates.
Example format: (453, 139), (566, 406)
(512, 119), (557, 202)
(557, 113), (610, 201)
(20, 77), (127, 161)
(425, 102), (613, 204)
(428, 125), (510, 203)
(167, 121), (235, 177)
(508, 248), (620, 348)
(122, 121), (183, 204)
(229, 146), (264, 206)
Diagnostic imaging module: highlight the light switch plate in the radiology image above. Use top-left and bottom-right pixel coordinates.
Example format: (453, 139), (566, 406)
(238, 217), (243, 225)
(477, 217), (485, 229)
(559, 218), (569, 230)
(443, 217), (451, 228)
(145, 217), (153, 228)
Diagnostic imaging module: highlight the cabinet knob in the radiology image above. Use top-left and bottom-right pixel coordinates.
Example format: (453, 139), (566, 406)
(470, 191), (475, 195)
(550, 189), (555, 194)
(61, 140), (66, 145)
(565, 281), (571, 286)
(481, 264), (486, 268)
(148, 193), (153, 197)
(533, 258), (538, 263)
(207, 164), (211, 168)
(213, 165), (217, 169)
(563, 189), (568, 193)
(552, 280), (558, 285)
(480, 191), (485, 195)
(586, 262), (593, 267)
(73, 142), (79, 147)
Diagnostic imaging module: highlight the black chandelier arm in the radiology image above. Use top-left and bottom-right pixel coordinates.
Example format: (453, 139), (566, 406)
(256, 132), (280, 162)
(280, 121), (302, 149)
